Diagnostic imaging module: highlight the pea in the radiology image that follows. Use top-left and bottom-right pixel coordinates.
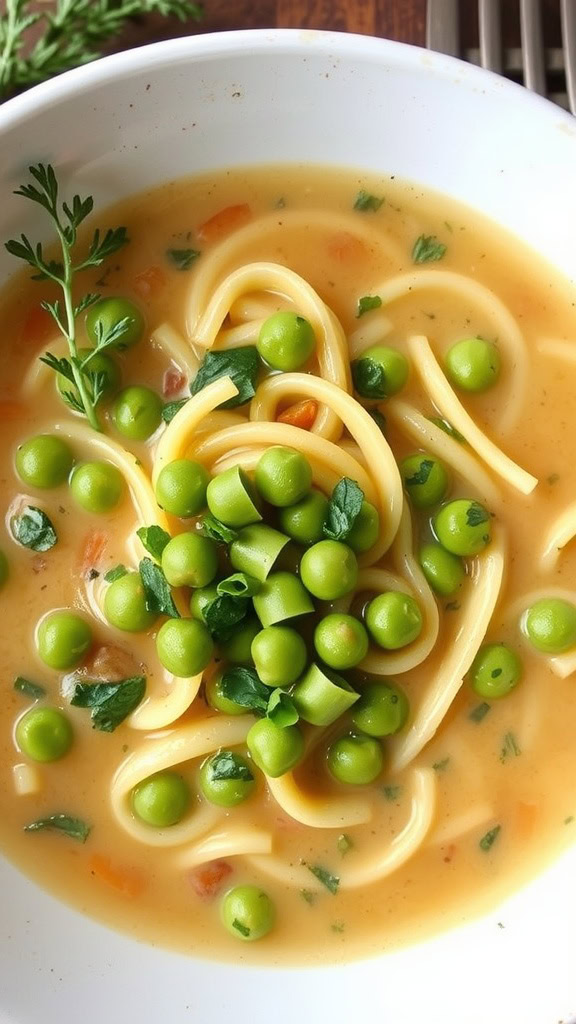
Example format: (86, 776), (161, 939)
(251, 625), (308, 687)
(257, 312), (316, 371)
(255, 447), (312, 508)
(419, 542), (465, 597)
(365, 592), (422, 650)
(86, 296), (145, 351)
(434, 499), (492, 557)
(190, 584), (219, 622)
(219, 618), (261, 666)
(112, 386), (163, 441)
(155, 459), (210, 518)
(346, 501), (380, 554)
(161, 533), (218, 589)
(221, 885), (275, 942)
(206, 670), (249, 715)
(252, 571), (314, 628)
(352, 345), (409, 399)
(131, 770), (190, 827)
(104, 572), (158, 632)
(314, 613), (368, 670)
(400, 453), (449, 509)
(352, 681), (409, 736)
(36, 610), (92, 670)
(57, 348), (120, 408)
(524, 598), (576, 654)
(15, 707), (73, 763)
(470, 643), (522, 698)
(0, 549), (9, 589)
(15, 434), (74, 489)
(206, 466), (262, 528)
(199, 751), (255, 807)
(247, 717), (304, 777)
(445, 338), (501, 393)
(327, 733), (383, 785)
(156, 618), (214, 676)
(70, 461), (124, 514)
(278, 490), (328, 546)
(300, 540), (358, 601)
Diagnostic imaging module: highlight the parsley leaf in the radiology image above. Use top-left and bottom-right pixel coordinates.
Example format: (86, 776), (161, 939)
(479, 824), (501, 851)
(104, 564), (128, 583)
(356, 295), (382, 318)
(300, 888), (316, 905)
(190, 346), (260, 409)
(11, 506), (57, 551)
(266, 688), (299, 729)
(353, 190), (384, 212)
(369, 409), (387, 434)
(307, 863), (340, 894)
(219, 666), (269, 715)
(24, 814), (90, 843)
(136, 525), (171, 562)
(162, 398), (189, 422)
(432, 757), (450, 772)
(405, 458), (434, 487)
(204, 594), (248, 639)
(382, 784), (402, 801)
(69, 676), (146, 732)
(14, 676), (46, 700)
(351, 356), (387, 399)
(323, 477), (364, 541)
(469, 702), (491, 723)
(412, 235), (447, 264)
(500, 732), (521, 762)
(138, 558), (180, 618)
(216, 573), (261, 598)
(166, 248), (201, 271)
(209, 751), (254, 782)
(232, 918), (250, 937)
(428, 416), (466, 443)
(466, 502), (490, 527)
(337, 834), (353, 856)
(201, 515), (238, 545)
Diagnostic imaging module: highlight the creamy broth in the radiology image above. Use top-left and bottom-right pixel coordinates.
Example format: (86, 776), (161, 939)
(1, 165), (576, 965)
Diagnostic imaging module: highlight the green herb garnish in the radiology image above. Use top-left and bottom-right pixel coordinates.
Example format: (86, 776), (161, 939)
(405, 459), (434, 487)
(479, 824), (501, 851)
(382, 784), (402, 801)
(412, 234), (447, 264)
(216, 573), (261, 599)
(351, 356), (387, 400)
(104, 564), (128, 583)
(138, 558), (180, 618)
(162, 398), (189, 422)
(232, 918), (250, 937)
(219, 666), (269, 715)
(203, 594), (248, 639)
(300, 888), (316, 905)
(323, 477), (364, 542)
(353, 190), (384, 212)
(356, 295), (382, 318)
(469, 702), (491, 723)
(24, 813), (90, 843)
(14, 676), (46, 699)
(166, 248), (200, 271)
(500, 732), (521, 762)
(337, 834), (353, 856)
(307, 864), (340, 895)
(369, 409), (387, 434)
(69, 676), (145, 732)
(190, 346), (260, 409)
(201, 515), (238, 545)
(266, 688), (299, 729)
(428, 416), (466, 443)
(136, 525), (171, 562)
(432, 757), (450, 772)
(209, 751), (254, 782)
(11, 506), (57, 551)
(330, 921), (345, 933)
(466, 502), (490, 527)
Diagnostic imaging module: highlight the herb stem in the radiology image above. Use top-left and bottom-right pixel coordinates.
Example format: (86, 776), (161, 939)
(0, 0), (19, 97)
(55, 217), (100, 431)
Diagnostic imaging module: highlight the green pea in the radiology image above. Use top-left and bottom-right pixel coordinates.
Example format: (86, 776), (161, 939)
(292, 663), (359, 726)
(0, 549), (8, 589)
(314, 613), (368, 670)
(445, 338), (501, 393)
(278, 490), (328, 546)
(221, 885), (275, 942)
(346, 501), (380, 554)
(205, 670), (249, 715)
(253, 571), (314, 628)
(400, 453), (449, 509)
(470, 643), (522, 699)
(86, 296), (145, 350)
(206, 466), (262, 528)
(219, 618), (261, 666)
(300, 540), (358, 601)
(251, 625), (308, 687)
(132, 770), (190, 827)
(15, 706), (73, 763)
(229, 524), (289, 581)
(524, 598), (576, 654)
(36, 610), (92, 670)
(161, 533), (218, 589)
(255, 447), (312, 508)
(352, 345), (409, 399)
(156, 618), (214, 676)
(247, 717), (304, 777)
(352, 681), (409, 736)
(112, 386), (163, 441)
(57, 348), (120, 409)
(365, 592), (422, 650)
(199, 751), (255, 807)
(155, 459), (210, 518)
(327, 733), (383, 785)
(419, 542), (465, 597)
(434, 499), (492, 557)
(257, 312), (316, 371)
(104, 572), (158, 632)
(15, 434), (74, 489)
(70, 461), (124, 514)
(190, 584), (219, 622)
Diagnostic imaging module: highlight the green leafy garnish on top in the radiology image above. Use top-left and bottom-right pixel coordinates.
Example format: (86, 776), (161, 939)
(14, 676), (46, 700)
(323, 478), (364, 542)
(209, 751), (254, 782)
(24, 813), (91, 843)
(136, 525), (171, 562)
(306, 863), (340, 894)
(356, 295), (382, 318)
(10, 506), (57, 551)
(138, 558), (180, 618)
(219, 666), (299, 727)
(405, 459), (434, 487)
(190, 346), (260, 409)
(166, 248), (201, 271)
(201, 515), (238, 545)
(412, 234), (447, 264)
(351, 357), (387, 400)
(204, 594), (248, 639)
(69, 675), (146, 732)
(162, 398), (189, 423)
(428, 416), (466, 443)
(353, 190), (384, 212)
(479, 824), (501, 851)
(466, 502), (490, 527)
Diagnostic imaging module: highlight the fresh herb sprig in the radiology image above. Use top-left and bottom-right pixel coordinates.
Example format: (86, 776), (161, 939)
(5, 163), (129, 430)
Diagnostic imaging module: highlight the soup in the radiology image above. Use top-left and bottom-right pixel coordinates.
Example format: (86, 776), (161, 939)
(1, 164), (576, 965)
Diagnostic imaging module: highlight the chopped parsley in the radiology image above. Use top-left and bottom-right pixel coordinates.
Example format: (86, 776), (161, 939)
(412, 234), (447, 264)
(369, 409), (387, 434)
(432, 757), (450, 773)
(382, 784), (402, 801)
(356, 295), (382, 318)
(323, 477), (364, 542)
(139, 558), (180, 618)
(479, 824), (501, 852)
(104, 564), (128, 583)
(166, 248), (201, 271)
(136, 525), (171, 562)
(14, 676), (46, 699)
(219, 666), (269, 715)
(191, 346), (260, 409)
(405, 458), (434, 487)
(11, 506), (57, 551)
(428, 416), (466, 443)
(24, 814), (91, 843)
(300, 888), (316, 905)
(353, 190), (384, 212)
(201, 515), (238, 545)
(466, 502), (490, 527)
(209, 751), (253, 782)
(69, 676), (146, 732)
(204, 594), (248, 640)
(469, 702), (491, 723)
(232, 918), (250, 937)
(306, 863), (339, 895)
(162, 398), (188, 422)
(500, 732), (521, 762)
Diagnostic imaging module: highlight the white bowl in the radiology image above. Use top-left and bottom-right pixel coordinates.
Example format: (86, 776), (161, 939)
(1, 29), (576, 1024)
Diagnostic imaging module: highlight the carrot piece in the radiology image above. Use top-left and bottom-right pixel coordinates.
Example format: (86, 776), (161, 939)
(327, 231), (367, 262)
(134, 265), (166, 300)
(89, 854), (146, 898)
(197, 204), (251, 244)
(79, 529), (108, 575)
(0, 400), (26, 422)
(163, 366), (187, 398)
(188, 860), (233, 899)
(277, 399), (318, 430)
(20, 305), (53, 347)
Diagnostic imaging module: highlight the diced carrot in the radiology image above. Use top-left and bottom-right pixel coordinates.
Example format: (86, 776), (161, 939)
(188, 860), (233, 899)
(327, 231), (367, 262)
(197, 204), (251, 244)
(90, 854), (146, 897)
(0, 400), (26, 421)
(516, 801), (538, 838)
(79, 529), (108, 575)
(20, 305), (53, 347)
(277, 399), (318, 430)
(163, 366), (187, 398)
(133, 265), (166, 300)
